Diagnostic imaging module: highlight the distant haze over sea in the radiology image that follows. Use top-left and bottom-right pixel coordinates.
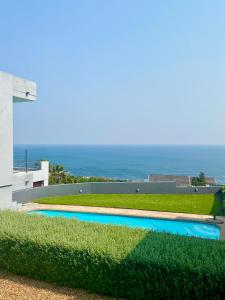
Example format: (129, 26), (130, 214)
(14, 145), (225, 184)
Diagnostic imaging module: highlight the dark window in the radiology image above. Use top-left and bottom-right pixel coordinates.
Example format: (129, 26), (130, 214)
(33, 181), (44, 188)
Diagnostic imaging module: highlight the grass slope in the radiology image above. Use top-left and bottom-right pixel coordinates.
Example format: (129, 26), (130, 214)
(34, 194), (222, 215)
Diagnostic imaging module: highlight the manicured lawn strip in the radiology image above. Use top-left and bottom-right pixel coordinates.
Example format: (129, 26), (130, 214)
(0, 211), (224, 300)
(34, 194), (222, 215)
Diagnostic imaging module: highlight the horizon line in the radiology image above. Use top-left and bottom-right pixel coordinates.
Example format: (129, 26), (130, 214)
(14, 143), (225, 146)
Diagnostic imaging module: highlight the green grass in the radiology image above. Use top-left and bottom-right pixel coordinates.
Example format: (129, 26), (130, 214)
(34, 193), (223, 215)
(0, 210), (224, 299)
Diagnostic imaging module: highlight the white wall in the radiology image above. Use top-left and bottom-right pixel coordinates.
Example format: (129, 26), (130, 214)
(13, 172), (33, 191)
(0, 71), (36, 208)
(0, 72), (13, 207)
(33, 161), (49, 187)
(13, 161), (49, 191)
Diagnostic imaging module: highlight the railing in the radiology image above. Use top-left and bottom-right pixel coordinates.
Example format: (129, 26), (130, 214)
(13, 159), (41, 172)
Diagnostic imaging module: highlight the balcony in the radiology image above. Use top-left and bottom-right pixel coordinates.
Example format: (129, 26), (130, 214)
(13, 160), (41, 173)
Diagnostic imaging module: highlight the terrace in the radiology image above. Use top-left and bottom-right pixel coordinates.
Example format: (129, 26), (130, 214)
(14, 159), (41, 173)
(13, 160), (49, 191)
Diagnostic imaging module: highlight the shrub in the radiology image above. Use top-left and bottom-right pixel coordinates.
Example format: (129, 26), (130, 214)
(191, 172), (207, 186)
(0, 211), (224, 299)
(49, 163), (125, 185)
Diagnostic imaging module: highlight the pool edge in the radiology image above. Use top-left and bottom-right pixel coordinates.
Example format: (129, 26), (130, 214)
(21, 203), (225, 240)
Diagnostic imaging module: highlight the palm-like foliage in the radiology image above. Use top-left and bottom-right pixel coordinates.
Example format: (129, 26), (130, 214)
(49, 164), (68, 184)
(49, 163), (125, 185)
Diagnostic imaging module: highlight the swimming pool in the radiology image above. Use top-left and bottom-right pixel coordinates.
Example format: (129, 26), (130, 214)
(29, 210), (220, 240)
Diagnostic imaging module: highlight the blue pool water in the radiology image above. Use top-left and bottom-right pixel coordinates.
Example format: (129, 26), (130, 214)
(29, 210), (220, 240)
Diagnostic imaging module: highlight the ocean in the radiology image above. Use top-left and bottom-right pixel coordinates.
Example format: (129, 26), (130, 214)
(14, 145), (225, 183)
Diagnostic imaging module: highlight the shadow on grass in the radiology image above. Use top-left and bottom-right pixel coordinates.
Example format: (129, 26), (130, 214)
(112, 231), (224, 300)
(210, 194), (224, 216)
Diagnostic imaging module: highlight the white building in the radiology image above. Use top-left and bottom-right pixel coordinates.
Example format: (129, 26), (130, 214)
(0, 71), (48, 209)
(13, 160), (49, 191)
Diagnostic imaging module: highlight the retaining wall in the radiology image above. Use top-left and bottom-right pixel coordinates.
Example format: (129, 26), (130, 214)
(13, 182), (222, 204)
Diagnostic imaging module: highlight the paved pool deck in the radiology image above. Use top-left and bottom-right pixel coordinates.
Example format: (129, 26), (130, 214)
(20, 202), (215, 221)
(21, 203), (225, 240)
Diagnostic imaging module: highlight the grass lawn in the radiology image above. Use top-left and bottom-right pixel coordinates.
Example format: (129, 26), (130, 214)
(34, 194), (223, 215)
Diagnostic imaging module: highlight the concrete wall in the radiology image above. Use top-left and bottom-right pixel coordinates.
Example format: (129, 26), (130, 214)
(13, 161), (49, 192)
(13, 172), (34, 191)
(13, 183), (91, 203)
(91, 182), (177, 194)
(33, 161), (49, 186)
(0, 72), (13, 207)
(176, 186), (221, 194)
(13, 182), (222, 204)
(0, 71), (36, 209)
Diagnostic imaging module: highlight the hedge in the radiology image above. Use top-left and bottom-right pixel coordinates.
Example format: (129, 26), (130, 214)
(0, 211), (224, 299)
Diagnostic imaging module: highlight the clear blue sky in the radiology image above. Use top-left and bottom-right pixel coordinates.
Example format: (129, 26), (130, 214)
(1, 0), (225, 144)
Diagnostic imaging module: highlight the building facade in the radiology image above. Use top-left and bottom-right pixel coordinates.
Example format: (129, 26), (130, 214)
(0, 71), (37, 209)
(148, 174), (216, 187)
(13, 160), (49, 191)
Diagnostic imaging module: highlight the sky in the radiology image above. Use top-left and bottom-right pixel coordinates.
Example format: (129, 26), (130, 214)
(0, 0), (225, 144)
